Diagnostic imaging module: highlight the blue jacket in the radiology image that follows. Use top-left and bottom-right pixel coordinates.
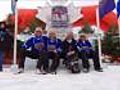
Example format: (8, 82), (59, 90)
(77, 40), (93, 53)
(0, 28), (7, 51)
(0, 28), (6, 42)
(47, 38), (62, 54)
(22, 36), (47, 53)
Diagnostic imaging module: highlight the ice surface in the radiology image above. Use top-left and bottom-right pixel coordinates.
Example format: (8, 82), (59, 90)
(0, 64), (120, 90)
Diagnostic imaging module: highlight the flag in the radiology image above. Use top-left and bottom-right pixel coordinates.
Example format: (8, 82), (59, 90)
(99, 0), (115, 19)
(117, 0), (120, 18)
(11, 0), (18, 14)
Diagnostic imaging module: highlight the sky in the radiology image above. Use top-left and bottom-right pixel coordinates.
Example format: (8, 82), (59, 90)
(0, 0), (118, 21)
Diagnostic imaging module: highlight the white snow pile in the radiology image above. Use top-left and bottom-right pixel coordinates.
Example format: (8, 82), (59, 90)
(0, 63), (120, 90)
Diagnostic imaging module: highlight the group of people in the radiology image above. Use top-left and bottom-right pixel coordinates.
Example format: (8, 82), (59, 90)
(0, 23), (103, 74)
(18, 27), (103, 74)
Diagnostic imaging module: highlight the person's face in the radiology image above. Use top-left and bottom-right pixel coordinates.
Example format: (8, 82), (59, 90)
(0, 23), (5, 28)
(67, 32), (73, 40)
(49, 32), (56, 39)
(43, 30), (47, 34)
(35, 31), (42, 37)
(24, 27), (30, 32)
(34, 28), (42, 37)
(80, 36), (86, 41)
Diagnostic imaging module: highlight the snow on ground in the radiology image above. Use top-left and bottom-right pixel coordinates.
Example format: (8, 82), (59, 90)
(0, 64), (120, 90)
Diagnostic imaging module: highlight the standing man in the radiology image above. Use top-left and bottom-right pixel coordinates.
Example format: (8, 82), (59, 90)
(77, 34), (103, 73)
(18, 27), (48, 74)
(0, 22), (7, 71)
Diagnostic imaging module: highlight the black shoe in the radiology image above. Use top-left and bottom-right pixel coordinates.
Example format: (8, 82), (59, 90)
(42, 71), (48, 75)
(36, 69), (48, 75)
(50, 71), (57, 75)
(83, 68), (89, 73)
(95, 68), (103, 72)
(17, 69), (24, 74)
(18, 71), (23, 74)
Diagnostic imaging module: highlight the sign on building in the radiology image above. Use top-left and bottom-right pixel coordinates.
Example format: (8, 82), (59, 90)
(51, 6), (69, 27)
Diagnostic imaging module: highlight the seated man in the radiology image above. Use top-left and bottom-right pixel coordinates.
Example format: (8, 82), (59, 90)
(47, 30), (62, 74)
(77, 34), (103, 73)
(62, 32), (80, 73)
(18, 27), (48, 74)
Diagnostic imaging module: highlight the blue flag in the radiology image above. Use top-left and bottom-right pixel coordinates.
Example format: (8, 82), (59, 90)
(117, 0), (120, 18)
(11, 0), (17, 14)
(99, 0), (115, 19)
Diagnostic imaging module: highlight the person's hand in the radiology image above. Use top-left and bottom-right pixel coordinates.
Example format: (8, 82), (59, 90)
(89, 47), (94, 51)
(82, 46), (88, 49)
(67, 51), (75, 56)
(53, 50), (57, 53)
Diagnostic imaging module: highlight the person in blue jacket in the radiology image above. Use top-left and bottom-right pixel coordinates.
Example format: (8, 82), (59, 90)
(77, 34), (103, 73)
(18, 27), (48, 74)
(47, 30), (62, 74)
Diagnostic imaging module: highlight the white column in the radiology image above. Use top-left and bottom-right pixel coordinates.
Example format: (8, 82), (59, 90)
(13, 2), (18, 65)
(96, 8), (103, 67)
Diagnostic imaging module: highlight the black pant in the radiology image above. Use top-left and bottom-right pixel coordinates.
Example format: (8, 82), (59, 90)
(48, 51), (60, 72)
(64, 53), (78, 65)
(78, 50), (101, 70)
(19, 48), (48, 72)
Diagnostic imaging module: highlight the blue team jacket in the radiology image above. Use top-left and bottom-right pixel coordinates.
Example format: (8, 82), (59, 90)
(47, 38), (62, 54)
(77, 40), (93, 53)
(22, 36), (47, 53)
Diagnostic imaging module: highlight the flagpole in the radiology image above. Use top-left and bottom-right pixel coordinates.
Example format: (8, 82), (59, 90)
(13, 2), (18, 66)
(96, 7), (103, 67)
